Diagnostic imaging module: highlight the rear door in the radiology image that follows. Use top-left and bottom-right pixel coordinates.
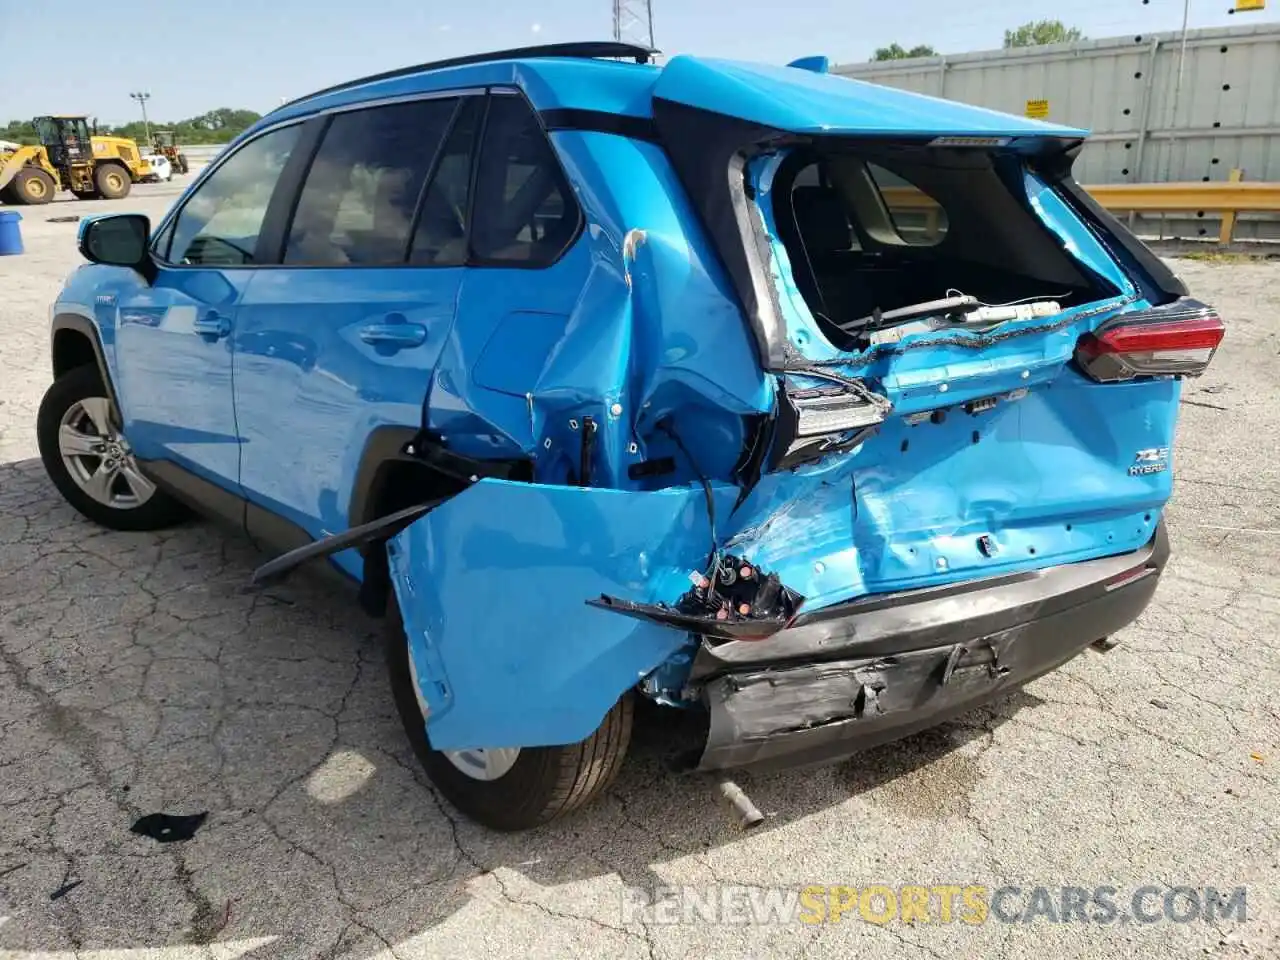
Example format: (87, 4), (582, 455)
(113, 123), (302, 496)
(232, 94), (475, 575)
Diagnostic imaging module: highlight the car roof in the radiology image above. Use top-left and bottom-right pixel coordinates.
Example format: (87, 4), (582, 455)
(254, 43), (1087, 141)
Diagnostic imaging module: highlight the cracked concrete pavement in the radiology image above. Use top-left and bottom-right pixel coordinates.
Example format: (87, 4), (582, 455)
(1, 185), (1278, 959)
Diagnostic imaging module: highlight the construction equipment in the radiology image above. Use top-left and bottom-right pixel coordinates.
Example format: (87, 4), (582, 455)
(152, 130), (189, 175)
(0, 116), (152, 205)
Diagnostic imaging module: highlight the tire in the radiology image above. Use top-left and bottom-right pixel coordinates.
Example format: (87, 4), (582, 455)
(12, 167), (56, 205)
(177, 154), (189, 175)
(386, 597), (633, 830)
(36, 365), (189, 532)
(94, 163), (131, 200)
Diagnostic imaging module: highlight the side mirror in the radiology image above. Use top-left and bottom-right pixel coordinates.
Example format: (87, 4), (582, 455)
(78, 214), (154, 281)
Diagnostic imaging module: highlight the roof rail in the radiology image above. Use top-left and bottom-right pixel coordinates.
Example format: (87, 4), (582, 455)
(278, 41), (659, 111)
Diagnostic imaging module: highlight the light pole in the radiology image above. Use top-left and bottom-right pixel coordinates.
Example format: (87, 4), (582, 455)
(129, 91), (152, 146)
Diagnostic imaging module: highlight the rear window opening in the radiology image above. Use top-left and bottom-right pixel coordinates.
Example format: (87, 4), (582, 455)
(763, 143), (1121, 351)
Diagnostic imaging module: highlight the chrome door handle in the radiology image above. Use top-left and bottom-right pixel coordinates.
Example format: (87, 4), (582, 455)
(359, 322), (428, 348)
(192, 313), (231, 340)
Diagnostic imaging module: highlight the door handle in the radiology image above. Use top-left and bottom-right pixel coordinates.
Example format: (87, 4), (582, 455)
(359, 322), (428, 349)
(192, 312), (231, 341)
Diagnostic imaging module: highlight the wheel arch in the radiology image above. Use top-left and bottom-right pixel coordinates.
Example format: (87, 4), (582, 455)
(348, 426), (470, 616)
(50, 315), (119, 413)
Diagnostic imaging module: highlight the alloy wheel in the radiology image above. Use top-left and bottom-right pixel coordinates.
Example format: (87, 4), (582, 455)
(57, 397), (156, 509)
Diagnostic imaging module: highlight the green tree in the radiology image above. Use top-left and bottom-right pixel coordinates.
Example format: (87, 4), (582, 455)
(1003, 20), (1084, 48)
(873, 43), (939, 60)
(0, 119), (38, 145)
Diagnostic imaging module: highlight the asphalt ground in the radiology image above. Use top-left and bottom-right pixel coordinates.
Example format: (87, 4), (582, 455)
(1, 182), (1277, 959)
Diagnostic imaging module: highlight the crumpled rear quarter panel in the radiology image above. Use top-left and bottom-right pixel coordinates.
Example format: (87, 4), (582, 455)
(386, 478), (730, 750)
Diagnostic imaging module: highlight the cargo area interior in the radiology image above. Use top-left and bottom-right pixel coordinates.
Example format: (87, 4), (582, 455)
(768, 143), (1120, 349)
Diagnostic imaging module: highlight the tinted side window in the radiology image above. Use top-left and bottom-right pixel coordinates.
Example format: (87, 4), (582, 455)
(469, 95), (579, 265)
(284, 99), (456, 266)
(408, 97), (483, 267)
(168, 125), (300, 266)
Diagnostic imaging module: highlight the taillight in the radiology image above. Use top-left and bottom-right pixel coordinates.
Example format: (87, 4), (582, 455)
(771, 377), (892, 469)
(1076, 299), (1224, 382)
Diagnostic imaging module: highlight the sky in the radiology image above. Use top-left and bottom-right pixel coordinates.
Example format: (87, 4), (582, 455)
(0, 0), (1272, 124)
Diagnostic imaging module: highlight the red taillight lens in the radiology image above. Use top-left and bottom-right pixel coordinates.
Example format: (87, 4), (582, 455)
(1076, 300), (1224, 382)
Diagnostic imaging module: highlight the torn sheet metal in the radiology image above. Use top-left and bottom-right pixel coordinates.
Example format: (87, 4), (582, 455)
(386, 477), (736, 751)
(591, 552), (803, 641)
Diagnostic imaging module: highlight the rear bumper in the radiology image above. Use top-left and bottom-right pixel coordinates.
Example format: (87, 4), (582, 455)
(695, 524), (1168, 771)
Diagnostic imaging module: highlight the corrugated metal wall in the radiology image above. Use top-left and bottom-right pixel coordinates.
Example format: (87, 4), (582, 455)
(835, 24), (1280, 240)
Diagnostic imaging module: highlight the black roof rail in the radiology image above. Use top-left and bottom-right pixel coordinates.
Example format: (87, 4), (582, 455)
(278, 41), (659, 111)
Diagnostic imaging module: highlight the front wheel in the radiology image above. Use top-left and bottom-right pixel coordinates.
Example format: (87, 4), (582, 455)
(36, 365), (189, 531)
(12, 167), (56, 204)
(385, 598), (633, 830)
(94, 163), (131, 200)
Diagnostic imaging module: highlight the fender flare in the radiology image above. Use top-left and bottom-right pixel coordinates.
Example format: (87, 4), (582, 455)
(50, 313), (120, 413)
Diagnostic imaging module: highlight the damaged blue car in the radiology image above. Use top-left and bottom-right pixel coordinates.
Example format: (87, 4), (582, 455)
(39, 41), (1224, 830)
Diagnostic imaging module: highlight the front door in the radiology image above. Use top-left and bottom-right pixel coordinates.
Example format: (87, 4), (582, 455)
(113, 123), (303, 496)
(232, 95), (473, 575)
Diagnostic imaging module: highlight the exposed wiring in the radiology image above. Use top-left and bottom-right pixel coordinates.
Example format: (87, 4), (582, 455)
(945, 287), (1071, 308)
(657, 419), (721, 600)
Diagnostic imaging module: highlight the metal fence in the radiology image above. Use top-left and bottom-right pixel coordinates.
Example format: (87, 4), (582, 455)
(835, 23), (1280, 241)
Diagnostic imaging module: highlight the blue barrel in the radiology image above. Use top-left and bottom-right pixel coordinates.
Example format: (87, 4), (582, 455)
(0, 210), (22, 256)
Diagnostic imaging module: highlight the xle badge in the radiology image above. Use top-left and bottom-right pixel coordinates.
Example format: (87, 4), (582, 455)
(1129, 447), (1170, 476)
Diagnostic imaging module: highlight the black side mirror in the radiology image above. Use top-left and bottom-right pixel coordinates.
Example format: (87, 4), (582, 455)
(78, 214), (155, 281)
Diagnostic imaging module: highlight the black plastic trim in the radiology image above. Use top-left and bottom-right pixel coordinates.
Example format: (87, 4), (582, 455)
(1037, 147), (1188, 302)
(694, 524), (1168, 677)
(136, 458), (246, 532)
(257, 115), (331, 266)
(540, 109), (660, 143)
(348, 426), (422, 527)
(651, 98), (789, 369)
(252, 502), (439, 585)
(50, 315), (119, 414)
(697, 525), (1169, 771)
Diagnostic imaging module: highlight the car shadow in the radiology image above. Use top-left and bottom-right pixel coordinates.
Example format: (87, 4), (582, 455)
(0, 456), (1042, 958)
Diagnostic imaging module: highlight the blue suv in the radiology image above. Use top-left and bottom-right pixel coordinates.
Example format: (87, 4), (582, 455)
(38, 42), (1223, 830)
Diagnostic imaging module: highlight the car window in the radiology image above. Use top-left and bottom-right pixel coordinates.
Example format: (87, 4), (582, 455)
(167, 125), (300, 266)
(865, 162), (949, 246)
(408, 97), (483, 267)
(469, 94), (579, 265)
(284, 99), (456, 266)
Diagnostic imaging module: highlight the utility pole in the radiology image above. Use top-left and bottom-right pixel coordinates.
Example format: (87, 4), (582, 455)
(1162, 0), (1192, 181)
(129, 91), (152, 146)
(612, 0), (654, 48)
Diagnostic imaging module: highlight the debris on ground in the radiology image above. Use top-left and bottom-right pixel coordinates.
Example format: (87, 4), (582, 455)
(130, 812), (209, 843)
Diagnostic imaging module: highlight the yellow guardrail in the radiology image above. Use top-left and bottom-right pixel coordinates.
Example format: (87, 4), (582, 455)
(881, 171), (1280, 243)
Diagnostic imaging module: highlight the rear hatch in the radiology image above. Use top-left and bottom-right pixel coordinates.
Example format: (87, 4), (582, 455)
(649, 60), (1224, 613)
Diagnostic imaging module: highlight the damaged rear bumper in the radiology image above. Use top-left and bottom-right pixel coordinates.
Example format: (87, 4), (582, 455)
(695, 523), (1169, 772)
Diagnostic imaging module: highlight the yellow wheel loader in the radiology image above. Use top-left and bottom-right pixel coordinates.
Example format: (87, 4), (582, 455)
(0, 116), (153, 205)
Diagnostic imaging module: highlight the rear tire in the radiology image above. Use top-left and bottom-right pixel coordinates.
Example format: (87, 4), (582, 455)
(36, 365), (189, 531)
(385, 597), (633, 830)
(177, 154), (189, 175)
(94, 163), (131, 200)
(12, 167), (55, 205)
